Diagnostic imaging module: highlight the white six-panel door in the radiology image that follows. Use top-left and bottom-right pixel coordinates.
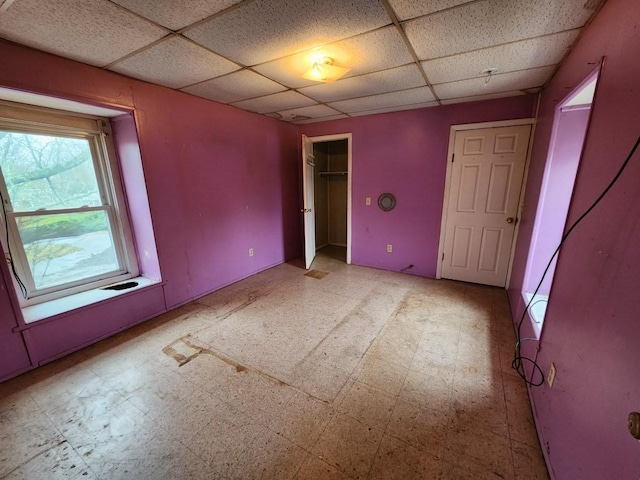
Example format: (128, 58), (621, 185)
(441, 124), (531, 287)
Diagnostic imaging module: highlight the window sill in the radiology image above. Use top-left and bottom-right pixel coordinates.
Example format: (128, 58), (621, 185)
(19, 276), (162, 325)
(523, 291), (548, 339)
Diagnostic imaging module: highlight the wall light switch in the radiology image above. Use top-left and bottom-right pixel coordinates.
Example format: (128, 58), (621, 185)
(365, 197), (371, 206)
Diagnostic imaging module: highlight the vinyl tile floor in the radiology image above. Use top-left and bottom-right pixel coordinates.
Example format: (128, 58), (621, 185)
(0, 248), (549, 479)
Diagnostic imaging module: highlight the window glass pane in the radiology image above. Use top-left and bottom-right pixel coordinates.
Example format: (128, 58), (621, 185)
(15, 211), (120, 290)
(0, 131), (101, 211)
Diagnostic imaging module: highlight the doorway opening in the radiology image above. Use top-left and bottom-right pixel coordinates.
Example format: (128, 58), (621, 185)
(313, 139), (348, 263)
(301, 133), (352, 269)
(522, 67), (600, 338)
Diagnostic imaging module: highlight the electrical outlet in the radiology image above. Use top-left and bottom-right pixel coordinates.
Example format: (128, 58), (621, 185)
(547, 362), (557, 388)
(248, 248), (254, 257)
(365, 197), (371, 206)
(386, 244), (392, 253)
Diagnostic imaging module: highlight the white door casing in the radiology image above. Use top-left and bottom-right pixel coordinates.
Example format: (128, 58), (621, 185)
(302, 134), (316, 269)
(301, 133), (353, 267)
(440, 124), (532, 287)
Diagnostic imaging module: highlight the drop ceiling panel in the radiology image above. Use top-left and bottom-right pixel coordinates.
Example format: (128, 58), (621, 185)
(110, 0), (242, 30)
(109, 36), (239, 89)
(293, 114), (349, 125)
(0, 0), (603, 123)
(183, 0), (391, 66)
(0, 0), (167, 66)
(182, 70), (285, 104)
(388, 0), (475, 21)
(349, 101), (439, 117)
(405, 0), (603, 60)
(440, 91), (526, 105)
(276, 104), (342, 122)
(299, 65), (425, 104)
(422, 30), (580, 84)
(328, 87), (435, 114)
(253, 26), (413, 89)
(434, 66), (556, 100)
(231, 90), (317, 114)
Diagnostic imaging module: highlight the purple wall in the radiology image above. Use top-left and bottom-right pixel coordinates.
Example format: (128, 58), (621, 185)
(0, 40), (300, 380)
(508, 0), (640, 477)
(524, 106), (591, 296)
(300, 97), (535, 277)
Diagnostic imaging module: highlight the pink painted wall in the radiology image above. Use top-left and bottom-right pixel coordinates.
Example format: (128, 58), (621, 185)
(524, 107), (591, 296)
(0, 40), (300, 379)
(300, 96), (535, 276)
(0, 262), (31, 381)
(508, 0), (640, 477)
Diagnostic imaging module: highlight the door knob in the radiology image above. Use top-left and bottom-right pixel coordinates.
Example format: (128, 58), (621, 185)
(506, 217), (515, 224)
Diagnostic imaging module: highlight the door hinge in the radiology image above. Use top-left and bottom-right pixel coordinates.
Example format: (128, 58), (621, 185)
(441, 252), (444, 261)
(451, 153), (455, 163)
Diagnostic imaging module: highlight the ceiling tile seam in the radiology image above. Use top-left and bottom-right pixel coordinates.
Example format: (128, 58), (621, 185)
(294, 99), (349, 117)
(185, 85), (292, 106)
(291, 113), (351, 124)
(330, 100), (438, 116)
(415, 28), (583, 64)
(101, 33), (176, 69)
(234, 23), (395, 69)
(227, 97), (316, 113)
(431, 63), (559, 87)
(0, 0), (17, 13)
(178, 66), (297, 97)
(439, 91), (525, 103)
(379, 0), (440, 105)
(106, 0), (174, 32)
(176, 0), (258, 35)
(539, 2), (608, 93)
(398, 0), (484, 24)
(431, 63), (562, 86)
(312, 84), (437, 108)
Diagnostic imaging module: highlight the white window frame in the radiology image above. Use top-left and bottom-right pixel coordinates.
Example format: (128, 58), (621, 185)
(0, 100), (139, 306)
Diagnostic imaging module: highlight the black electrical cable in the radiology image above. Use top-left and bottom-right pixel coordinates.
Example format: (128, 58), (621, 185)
(512, 134), (640, 386)
(0, 189), (28, 299)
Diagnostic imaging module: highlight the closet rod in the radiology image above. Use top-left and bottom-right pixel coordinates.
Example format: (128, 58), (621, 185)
(319, 171), (348, 176)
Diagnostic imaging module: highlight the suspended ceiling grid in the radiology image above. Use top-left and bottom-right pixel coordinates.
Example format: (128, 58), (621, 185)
(0, 0), (605, 123)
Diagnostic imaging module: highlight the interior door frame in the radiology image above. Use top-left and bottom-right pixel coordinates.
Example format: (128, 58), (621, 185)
(436, 118), (536, 288)
(303, 133), (353, 264)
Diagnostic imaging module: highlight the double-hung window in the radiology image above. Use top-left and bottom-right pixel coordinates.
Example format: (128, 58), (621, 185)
(0, 101), (138, 305)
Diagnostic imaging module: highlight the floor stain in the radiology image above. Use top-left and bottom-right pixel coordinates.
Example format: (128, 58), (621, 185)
(163, 335), (290, 386)
(305, 269), (329, 279)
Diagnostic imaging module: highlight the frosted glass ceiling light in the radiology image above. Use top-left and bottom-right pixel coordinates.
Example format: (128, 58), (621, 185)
(302, 57), (350, 83)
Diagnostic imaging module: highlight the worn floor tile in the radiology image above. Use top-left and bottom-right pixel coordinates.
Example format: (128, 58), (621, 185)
(293, 455), (351, 479)
(269, 390), (334, 451)
(386, 399), (450, 458)
(512, 440), (550, 480)
(0, 247), (548, 480)
(369, 434), (441, 479)
(337, 381), (396, 431)
(313, 413), (384, 479)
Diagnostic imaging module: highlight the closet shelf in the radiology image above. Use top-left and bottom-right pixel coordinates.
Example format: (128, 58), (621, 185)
(319, 171), (348, 176)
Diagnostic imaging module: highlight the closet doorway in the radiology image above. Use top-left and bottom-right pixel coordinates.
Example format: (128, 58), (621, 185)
(301, 133), (352, 268)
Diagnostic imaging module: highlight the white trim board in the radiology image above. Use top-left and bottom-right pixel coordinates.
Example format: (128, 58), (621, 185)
(305, 133), (353, 264)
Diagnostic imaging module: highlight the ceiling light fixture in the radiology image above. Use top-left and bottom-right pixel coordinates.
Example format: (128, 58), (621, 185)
(302, 57), (350, 83)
